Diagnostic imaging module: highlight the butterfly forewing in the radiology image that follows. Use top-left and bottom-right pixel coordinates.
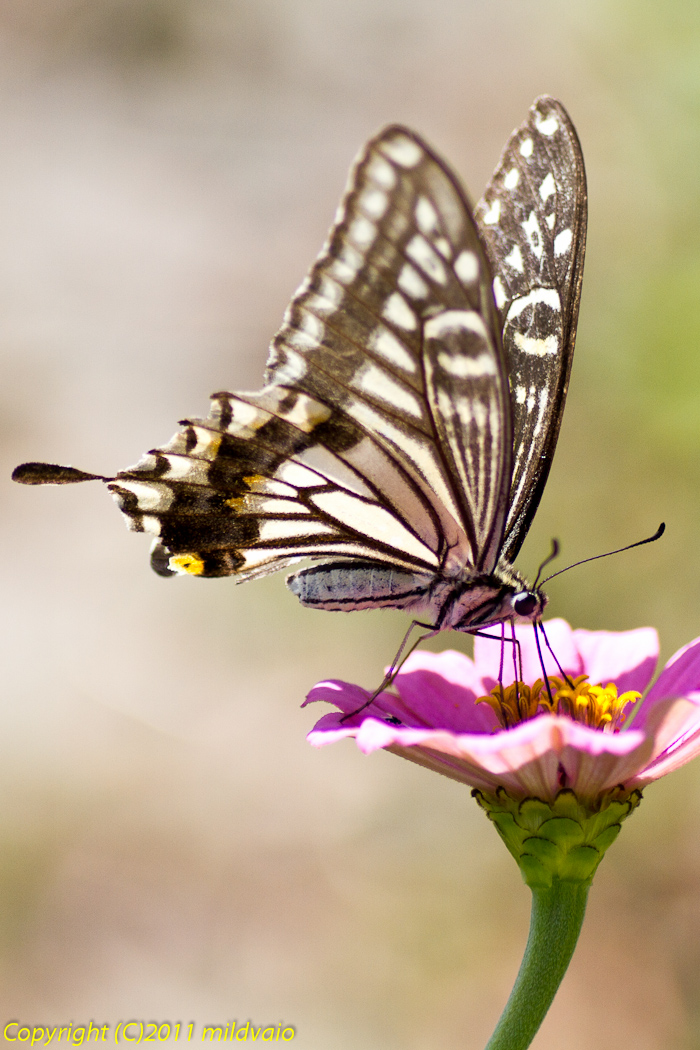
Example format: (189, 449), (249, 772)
(267, 126), (511, 574)
(475, 96), (587, 561)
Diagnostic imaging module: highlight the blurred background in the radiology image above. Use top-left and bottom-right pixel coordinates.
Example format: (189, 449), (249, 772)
(3, 0), (700, 1046)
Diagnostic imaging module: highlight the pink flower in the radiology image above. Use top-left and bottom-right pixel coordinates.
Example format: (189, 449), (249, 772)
(305, 619), (700, 804)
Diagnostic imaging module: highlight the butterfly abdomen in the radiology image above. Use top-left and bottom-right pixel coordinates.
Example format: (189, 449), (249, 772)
(287, 560), (433, 612)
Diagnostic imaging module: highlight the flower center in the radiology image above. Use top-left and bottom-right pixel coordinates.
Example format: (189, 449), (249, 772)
(477, 675), (640, 732)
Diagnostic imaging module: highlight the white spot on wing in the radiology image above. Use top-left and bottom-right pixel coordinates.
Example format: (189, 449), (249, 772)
(256, 498), (309, 515)
(515, 384), (527, 404)
(507, 287), (561, 320)
(273, 347), (308, 379)
(163, 455), (199, 480)
(535, 113), (559, 136)
(298, 311), (325, 342)
(454, 250), (479, 284)
(360, 188), (388, 219)
(493, 276), (507, 310)
(522, 212), (543, 259)
(278, 462), (324, 488)
(141, 515), (161, 535)
(280, 394), (332, 432)
(505, 245), (524, 272)
(513, 332), (559, 357)
(519, 137), (533, 158)
(435, 237), (452, 259)
(533, 386), (549, 439)
(328, 243), (363, 284)
(554, 228), (573, 256)
(306, 280), (343, 315)
(482, 199), (501, 225)
(117, 481), (173, 513)
(369, 327), (417, 373)
(383, 292), (417, 330)
(296, 445), (374, 498)
(259, 519), (332, 541)
(416, 197), (438, 233)
(545, 213), (556, 230)
(191, 426), (222, 456)
(225, 399), (270, 434)
(398, 263), (429, 299)
(366, 154), (397, 190)
(539, 173), (556, 201)
(356, 363), (423, 417)
(380, 135), (423, 168)
(504, 167), (520, 189)
(348, 216), (376, 250)
(436, 351), (497, 377)
(424, 309), (489, 341)
(406, 234), (447, 284)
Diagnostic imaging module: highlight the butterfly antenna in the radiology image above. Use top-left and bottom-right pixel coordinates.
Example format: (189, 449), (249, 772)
(533, 539), (560, 589)
(540, 523), (665, 587)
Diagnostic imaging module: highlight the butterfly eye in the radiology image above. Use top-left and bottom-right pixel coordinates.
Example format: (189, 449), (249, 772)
(512, 592), (539, 618)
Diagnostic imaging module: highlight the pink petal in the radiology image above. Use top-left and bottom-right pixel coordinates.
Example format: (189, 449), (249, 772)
(308, 708), (654, 802)
(631, 696), (700, 782)
(473, 618), (582, 687)
(392, 650), (499, 733)
(645, 636), (700, 705)
(572, 626), (658, 694)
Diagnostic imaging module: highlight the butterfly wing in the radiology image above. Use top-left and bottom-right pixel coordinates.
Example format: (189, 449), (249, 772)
(475, 95), (587, 562)
(108, 125), (513, 587)
(14, 100), (585, 615)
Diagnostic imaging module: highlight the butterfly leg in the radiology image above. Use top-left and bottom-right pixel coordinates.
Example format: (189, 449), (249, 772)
(339, 619), (438, 723)
(532, 622), (556, 703)
(462, 625), (525, 702)
(537, 620), (574, 688)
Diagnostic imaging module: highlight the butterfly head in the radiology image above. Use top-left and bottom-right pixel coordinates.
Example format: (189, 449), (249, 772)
(510, 587), (547, 623)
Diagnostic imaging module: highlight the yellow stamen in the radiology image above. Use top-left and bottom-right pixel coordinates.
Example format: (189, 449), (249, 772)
(477, 675), (640, 732)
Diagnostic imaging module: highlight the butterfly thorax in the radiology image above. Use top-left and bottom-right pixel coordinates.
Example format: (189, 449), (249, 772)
(428, 559), (547, 632)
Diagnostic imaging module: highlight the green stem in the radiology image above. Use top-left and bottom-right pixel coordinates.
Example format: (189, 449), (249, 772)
(484, 879), (589, 1050)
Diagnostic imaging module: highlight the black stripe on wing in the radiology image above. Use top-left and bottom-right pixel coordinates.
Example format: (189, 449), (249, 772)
(475, 96), (587, 562)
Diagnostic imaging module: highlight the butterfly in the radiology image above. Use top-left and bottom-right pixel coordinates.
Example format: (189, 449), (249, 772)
(13, 95), (587, 637)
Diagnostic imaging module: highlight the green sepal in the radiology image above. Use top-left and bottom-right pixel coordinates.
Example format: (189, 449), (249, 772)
(473, 785), (642, 888)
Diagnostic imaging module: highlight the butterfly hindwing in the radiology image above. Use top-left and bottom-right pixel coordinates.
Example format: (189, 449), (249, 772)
(475, 96), (587, 561)
(115, 385), (441, 582)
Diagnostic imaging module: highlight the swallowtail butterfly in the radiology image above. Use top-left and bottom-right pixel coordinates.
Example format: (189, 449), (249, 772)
(14, 96), (587, 636)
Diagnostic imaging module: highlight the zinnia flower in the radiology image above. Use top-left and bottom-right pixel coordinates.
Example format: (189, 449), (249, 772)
(306, 618), (700, 889)
(308, 620), (700, 1048)
(306, 618), (700, 806)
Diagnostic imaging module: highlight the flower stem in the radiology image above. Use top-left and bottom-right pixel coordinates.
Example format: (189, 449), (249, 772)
(484, 879), (589, 1050)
